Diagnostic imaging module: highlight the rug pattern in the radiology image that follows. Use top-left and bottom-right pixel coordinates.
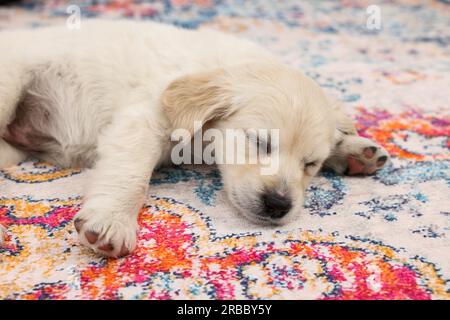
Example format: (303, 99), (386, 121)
(0, 0), (449, 300)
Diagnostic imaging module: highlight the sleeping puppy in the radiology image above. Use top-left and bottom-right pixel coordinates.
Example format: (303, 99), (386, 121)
(0, 20), (389, 257)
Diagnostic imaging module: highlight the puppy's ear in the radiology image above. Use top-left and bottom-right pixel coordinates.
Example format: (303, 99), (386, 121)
(162, 69), (235, 134)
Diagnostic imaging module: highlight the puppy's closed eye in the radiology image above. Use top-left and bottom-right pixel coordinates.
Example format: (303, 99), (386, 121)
(303, 160), (320, 175)
(247, 132), (272, 155)
(305, 161), (317, 168)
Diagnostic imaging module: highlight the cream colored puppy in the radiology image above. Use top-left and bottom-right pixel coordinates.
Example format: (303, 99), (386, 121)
(0, 20), (389, 257)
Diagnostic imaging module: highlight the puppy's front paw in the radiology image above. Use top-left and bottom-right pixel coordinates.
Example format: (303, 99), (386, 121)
(326, 135), (390, 176)
(345, 144), (389, 176)
(74, 209), (138, 258)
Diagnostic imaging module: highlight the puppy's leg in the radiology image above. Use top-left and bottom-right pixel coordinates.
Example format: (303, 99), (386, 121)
(0, 60), (30, 129)
(74, 104), (165, 257)
(325, 101), (389, 175)
(0, 62), (29, 168)
(0, 140), (27, 169)
(325, 133), (390, 175)
(0, 62), (28, 245)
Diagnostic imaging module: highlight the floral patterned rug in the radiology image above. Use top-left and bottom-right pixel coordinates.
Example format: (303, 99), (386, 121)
(0, 0), (449, 300)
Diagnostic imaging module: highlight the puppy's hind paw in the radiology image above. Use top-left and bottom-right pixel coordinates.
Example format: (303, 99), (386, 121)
(74, 209), (138, 258)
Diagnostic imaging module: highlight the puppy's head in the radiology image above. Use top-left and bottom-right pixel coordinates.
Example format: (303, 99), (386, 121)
(162, 63), (337, 225)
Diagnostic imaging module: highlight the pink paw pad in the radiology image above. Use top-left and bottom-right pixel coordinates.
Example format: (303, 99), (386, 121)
(363, 146), (377, 159)
(376, 155), (388, 167)
(346, 156), (366, 175)
(346, 152), (388, 176)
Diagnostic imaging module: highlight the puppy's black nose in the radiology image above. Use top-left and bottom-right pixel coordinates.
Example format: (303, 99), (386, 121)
(261, 191), (292, 219)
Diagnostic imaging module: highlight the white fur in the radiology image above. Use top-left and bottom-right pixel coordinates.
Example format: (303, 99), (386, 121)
(0, 20), (388, 257)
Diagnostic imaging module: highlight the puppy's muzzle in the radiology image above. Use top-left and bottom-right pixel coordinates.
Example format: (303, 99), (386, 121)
(260, 190), (292, 219)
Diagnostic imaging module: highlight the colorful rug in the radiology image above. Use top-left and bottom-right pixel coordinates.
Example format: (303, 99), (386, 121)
(0, 0), (449, 300)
